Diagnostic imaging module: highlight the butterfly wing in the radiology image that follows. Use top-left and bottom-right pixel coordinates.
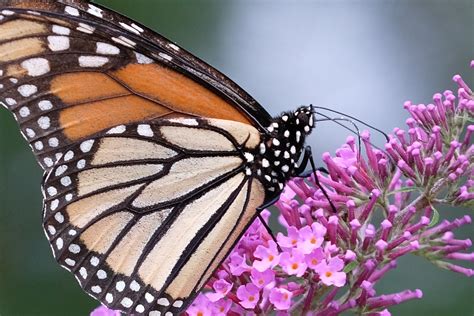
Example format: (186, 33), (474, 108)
(42, 117), (266, 314)
(0, 0), (272, 171)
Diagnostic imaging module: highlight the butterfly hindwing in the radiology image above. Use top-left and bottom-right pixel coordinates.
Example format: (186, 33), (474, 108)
(0, 0), (272, 171)
(42, 117), (266, 314)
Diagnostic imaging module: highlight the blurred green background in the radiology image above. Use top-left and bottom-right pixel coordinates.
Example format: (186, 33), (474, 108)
(0, 0), (473, 315)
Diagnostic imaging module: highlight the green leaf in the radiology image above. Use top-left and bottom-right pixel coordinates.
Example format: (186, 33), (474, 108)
(429, 207), (440, 227)
(343, 261), (359, 273)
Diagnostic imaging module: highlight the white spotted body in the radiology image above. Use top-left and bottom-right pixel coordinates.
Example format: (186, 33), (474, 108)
(245, 106), (315, 194)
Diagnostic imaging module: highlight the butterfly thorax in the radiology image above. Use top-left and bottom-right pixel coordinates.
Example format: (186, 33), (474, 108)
(244, 105), (315, 195)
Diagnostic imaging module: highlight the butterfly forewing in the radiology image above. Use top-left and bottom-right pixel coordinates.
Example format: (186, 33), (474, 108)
(42, 118), (266, 314)
(0, 0), (271, 171)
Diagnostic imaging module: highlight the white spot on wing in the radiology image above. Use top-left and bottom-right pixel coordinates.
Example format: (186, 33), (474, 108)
(96, 42), (120, 55)
(105, 293), (113, 303)
(21, 58), (50, 76)
(90, 256), (99, 266)
(244, 152), (254, 162)
(34, 141), (43, 150)
(135, 305), (145, 313)
(48, 137), (59, 147)
(77, 159), (86, 169)
(121, 297), (133, 308)
(64, 6), (79, 16)
(65, 258), (75, 266)
(54, 212), (64, 223)
(25, 128), (35, 138)
(87, 4), (103, 17)
(107, 125), (126, 134)
(173, 300), (183, 308)
(80, 140), (94, 152)
(5, 98), (16, 106)
(135, 52), (153, 64)
(55, 165), (67, 176)
(116, 281), (125, 292)
(38, 100), (53, 111)
(48, 36), (70, 51)
(38, 116), (51, 129)
(19, 106), (30, 117)
(78, 56), (109, 67)
(91, 285), (102, 293)
(120, 22), (141, 35)
(131, 23), (144, 33)
(56, 238), (63, 250)
(130, 280), (140, 291)
(112, 36), (136, 48)
(61, 176), (71, 186)
(77, 23), (95, 34)
(97, 269), (107, 279)
(52, 25), (70, 35)
(158, 52), (172, 61)
(79, 267), (87, 279)
(168, 118), (198, 126)
(145, 293), (154, 303)
(137, 124), (153, 137)
(69, 244), (80, 254)
(169, 43), (180, 51)
(47, 225), (56, 235)
(64, 151), (74, 161)
(157, 298), (170, 306)
(18, 84), (37, 97)
(44, 157), (53, 167)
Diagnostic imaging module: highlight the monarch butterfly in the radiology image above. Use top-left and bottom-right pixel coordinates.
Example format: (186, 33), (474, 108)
(0, 1), (320, 314)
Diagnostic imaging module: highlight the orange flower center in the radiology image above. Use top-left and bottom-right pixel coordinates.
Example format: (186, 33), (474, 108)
(268, 255), (274, 261)
(291, 263), (299, 270)
(197, 312), (203, 316)
(291, 239), (297, 245)
(310, 237), (317, 244)
(311, 259), (318, 265)
(249, 295), (255, 302)
(325, 271), (333, 277)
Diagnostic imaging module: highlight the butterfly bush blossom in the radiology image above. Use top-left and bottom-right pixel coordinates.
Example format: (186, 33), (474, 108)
(93, 63), (473, 315)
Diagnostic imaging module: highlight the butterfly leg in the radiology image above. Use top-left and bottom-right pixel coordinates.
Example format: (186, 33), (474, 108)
(296, 146), (338, 213)
(256, 213), (282, 251)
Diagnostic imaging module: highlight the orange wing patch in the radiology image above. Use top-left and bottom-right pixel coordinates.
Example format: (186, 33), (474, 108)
(112, 63), (252, 125)
(59, 96), (171, 140)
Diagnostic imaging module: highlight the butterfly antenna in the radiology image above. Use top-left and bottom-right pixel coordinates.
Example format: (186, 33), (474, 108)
(314, 112), (391, 160)
(312, 105), (389, 142)
(314, 111), (363, 161)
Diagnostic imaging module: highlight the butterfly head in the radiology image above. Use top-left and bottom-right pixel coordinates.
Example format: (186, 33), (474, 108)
(247, 105), (315, 195)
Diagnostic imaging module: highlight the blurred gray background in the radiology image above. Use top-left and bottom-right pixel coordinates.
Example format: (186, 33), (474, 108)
(0, 0), (472, 315)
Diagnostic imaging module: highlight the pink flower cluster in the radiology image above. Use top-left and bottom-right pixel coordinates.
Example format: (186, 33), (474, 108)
(187, 207), (349, 315)
(92, 63), (473, 316)
(183, 61), (473, 315)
